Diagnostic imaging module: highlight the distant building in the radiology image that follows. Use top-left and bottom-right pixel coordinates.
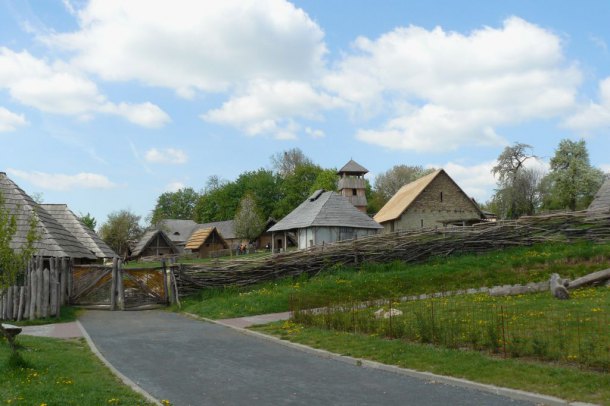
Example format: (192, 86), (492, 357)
(0, 172), (97, 262)
(337, 159), (368, 212)
(130, 229), (178, 260)
(157, 219), (200, 253)
(268, 190), (382, 250)
(374, 169), (484, 233)
(587, 177), (610, 214)
(184, 227), (229, 258)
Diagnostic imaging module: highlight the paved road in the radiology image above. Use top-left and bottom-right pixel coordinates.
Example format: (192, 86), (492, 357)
(80, 311), (532, 406)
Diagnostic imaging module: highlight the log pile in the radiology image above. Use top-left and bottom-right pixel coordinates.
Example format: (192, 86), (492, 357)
(174, 210), (610, 297)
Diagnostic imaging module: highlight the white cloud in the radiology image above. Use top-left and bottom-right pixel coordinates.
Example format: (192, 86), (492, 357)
(0, 107), (28, 132)
(326, 17), (580, 152)
(0, 47), (169, 127)
(305, 127), (325, 138)
(564, 77), (610, 133)
(46, 0), (326, 95)
(202, 80), (343, 139)
(600, 164), (610, 173)
(145, 148), (188, 164)
(7, 168), (117, 191)
(165, 181), (186, 192)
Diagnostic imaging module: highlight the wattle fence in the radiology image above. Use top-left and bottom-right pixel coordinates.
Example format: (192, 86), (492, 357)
(174, 210), (610, 296)
(0, 256), (72, 322)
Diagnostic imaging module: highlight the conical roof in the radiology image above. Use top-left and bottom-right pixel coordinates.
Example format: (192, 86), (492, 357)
(588, 178), (610, 213)
(337, 159), (368, 175)
(269, 190), (381, 232)
(0, 172), (96, 259)
(41, 204), (117, 259)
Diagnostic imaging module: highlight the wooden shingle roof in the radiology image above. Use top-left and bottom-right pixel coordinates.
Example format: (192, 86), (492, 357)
(196, 220), (236, 240)
(131, 229), (176, 257)
(0, 172), (96, 259)
(41, 204), (117, 259)
(268, 190), (382, 232)
(158, 219), (200, 244)
(184, 227), (228, 250)
(588, 178), (610, 213)
(374, 169), (482, 224)
(337, 159), (368, 174)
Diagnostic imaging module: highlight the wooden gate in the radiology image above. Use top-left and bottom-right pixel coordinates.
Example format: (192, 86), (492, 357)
(71, 263), (175, 309)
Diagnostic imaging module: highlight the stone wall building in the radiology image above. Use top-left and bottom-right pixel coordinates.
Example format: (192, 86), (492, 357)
(374, 169), (484, 233)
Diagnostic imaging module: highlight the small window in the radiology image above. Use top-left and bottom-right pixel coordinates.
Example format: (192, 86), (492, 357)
(173, 231), (180, 235)
(440, 192), (443, 202)
(352, 188), (357, 196)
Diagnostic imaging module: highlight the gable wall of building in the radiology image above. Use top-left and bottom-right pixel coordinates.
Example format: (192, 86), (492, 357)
(389, 172), (480, 231)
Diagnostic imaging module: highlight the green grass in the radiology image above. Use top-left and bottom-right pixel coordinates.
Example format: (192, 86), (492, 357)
(251, 322), (610, 405)
(180, 241), (610, 319)
(292, 287), (610, 370)
(0, 336), (156, 405)
(12, 306), (82, 327)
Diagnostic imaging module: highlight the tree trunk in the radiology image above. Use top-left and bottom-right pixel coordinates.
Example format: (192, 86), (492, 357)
(550, 273), (570, 300)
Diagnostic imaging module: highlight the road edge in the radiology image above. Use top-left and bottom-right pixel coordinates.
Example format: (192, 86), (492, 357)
(76, 320), (162, 406)
(183, 312), (597, 406)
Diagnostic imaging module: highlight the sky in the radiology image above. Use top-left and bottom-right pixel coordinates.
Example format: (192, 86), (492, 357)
(1, 0), (609, 227)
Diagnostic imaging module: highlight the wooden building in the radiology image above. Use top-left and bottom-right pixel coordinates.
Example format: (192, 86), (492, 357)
(0, 172), (97, 262)
(130, 229), (178, 260)
(587, 177), (610, 214)
(268, 190), (382, 250)
(158, 219), (201, 253)
(337, 159), (368, 212)
(374, 169), (484, 233)
(184, 227), (229, 258)
(41, 204), (117, 260)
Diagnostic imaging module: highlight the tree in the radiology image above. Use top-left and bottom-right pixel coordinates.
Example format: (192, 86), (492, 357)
(0, 193), (38, 353)
(542, 139), (605, 211)
(309, 168), (338, 194)
(150, 187), (200, 226)
(270, 148), (313, 177)
(373, 165), (436, 204)
(99, 210), (143, 258)
(490, 143), (540, 219)
(78, 213), (97, 231)
(273, 164), (326, 218)
(233, 195), (265, 242)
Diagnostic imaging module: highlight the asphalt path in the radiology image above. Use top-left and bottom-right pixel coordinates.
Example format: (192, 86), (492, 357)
(79, 310), (533, 406)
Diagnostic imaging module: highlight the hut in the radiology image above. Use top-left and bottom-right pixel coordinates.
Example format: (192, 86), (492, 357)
(374, 169), (484, 233)
(157, 219), (201, 253)
(337, 159), (368, 212)
(130, 229), (178, 261)
(587, 177), (610, 214)
(0, 172), (96, 262)
(41, 204), (117, 260)
(197, 220), (243, 250)
(268, 190), (382, 250)
(184, 227), (229, 258)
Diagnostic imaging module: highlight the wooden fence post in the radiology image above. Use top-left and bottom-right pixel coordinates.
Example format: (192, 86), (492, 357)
(67, 259), (73, 300)
(29, 259), (36, 320)
(35, 258), (43, 319)
(42, 267), (50, 318)
(12, 286), (18, 320)
(110, 257), (118, 311)
(118, 260), (125, 310)
(17, 286), (25, 322)
(50, 259), (58, 318)
(162, 259), (169, 304)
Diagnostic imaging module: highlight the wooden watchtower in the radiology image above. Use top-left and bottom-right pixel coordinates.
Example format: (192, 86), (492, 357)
(337, 159), (368, 212)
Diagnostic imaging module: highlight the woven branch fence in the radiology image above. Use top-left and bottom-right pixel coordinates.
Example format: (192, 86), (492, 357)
(174, 210), (610, 297)
(0, 256), (72, 322)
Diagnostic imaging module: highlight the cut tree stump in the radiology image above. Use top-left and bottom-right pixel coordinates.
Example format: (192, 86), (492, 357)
(550, 273), (570, 300)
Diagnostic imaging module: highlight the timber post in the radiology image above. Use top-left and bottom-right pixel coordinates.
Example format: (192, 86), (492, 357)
(117, 259), (125, 310)
(110, 257), (118, 311)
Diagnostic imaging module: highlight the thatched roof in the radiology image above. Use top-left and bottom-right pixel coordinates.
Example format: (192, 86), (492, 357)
(269, 190), (382, 232)
(337, 159), (368, 174)
(0, 172), (96, 259)
(588, 178), (610, 213)
(131, 229), (176, 257)
(158, 219), (200, 244)
(41, 204), (117, 259)
(374, 169), (482, 224)
(184, 227), (228, 250)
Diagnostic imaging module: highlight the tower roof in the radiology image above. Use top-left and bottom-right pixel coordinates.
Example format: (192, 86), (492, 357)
(337, 159), (368, 175)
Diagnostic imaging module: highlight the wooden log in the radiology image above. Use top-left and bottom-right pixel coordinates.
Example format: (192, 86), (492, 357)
(17, 287), (25, 322)
(117, 260), (125, 311)
(13, 286), (19, 320)
(29, 263), (36, 320)
(60, 257), (67, 305)
(110, 257), (118, 311)
(66, 258), (73, 300)
(6, 286), (13, 321)
(50, 264), (58, 318)
(550, 273), (570, 300)
(42, 268), (50, 318)
(568, 268), (610, 290)
(35, 265), (43, 318)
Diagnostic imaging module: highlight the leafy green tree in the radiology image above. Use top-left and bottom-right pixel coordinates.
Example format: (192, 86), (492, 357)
(541, 139), (605, 211)
(233, 195), (265, 242)
(271, 147), (313, 177)
(78, 212), (97, 231)
(309, 168), (338, 194)
(0, 193), (38, 353)
(99, 210), (143, 257)
(150, 187), (200, 225)
(274, 164), (326, 218)
(373, 165), (436, 206)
